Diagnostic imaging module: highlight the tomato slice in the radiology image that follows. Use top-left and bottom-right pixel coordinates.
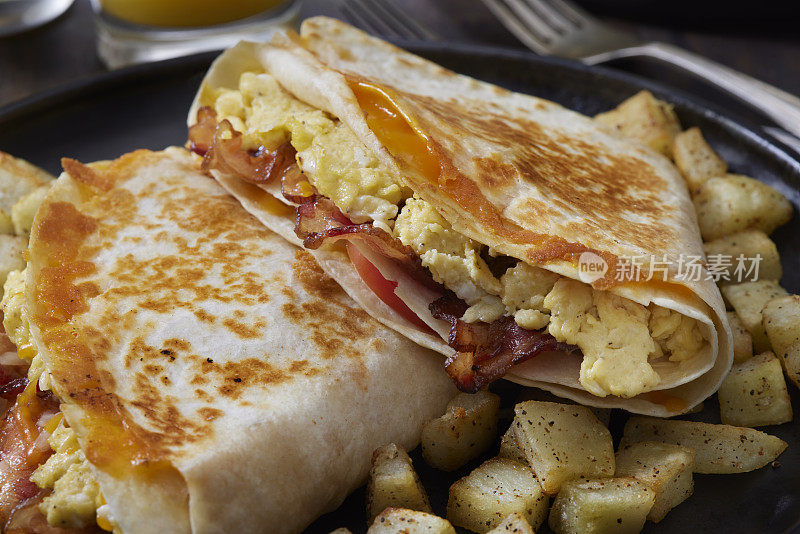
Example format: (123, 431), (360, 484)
(346, 243), (433, 333)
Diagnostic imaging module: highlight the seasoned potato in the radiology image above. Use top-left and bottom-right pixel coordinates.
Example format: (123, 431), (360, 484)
(621, 416), (787, 474)
(727, 311), (754, 363)
(0, 151), (54, 215)
(762, 295), (800, 356)
(693, 174), (793, 240)
(672, 127), (727, 193)
(548, 478), (654, 534)
(722, 280), (788, 352)
(615, 441), (695, 522)
(421, 391), (500, 471)
(512, 401), (614, 494)
(11, 185), (50, 237)
(368, 508), (455, 534)
(781, 343), (800, 390)
(594, 90), (681, 156)
(447, 458), (548, 533)
(0, 235), (27, 297)
(367, 444), (431, 522)
(486, 512), (534, 534)
(498, 427), (526, 464)
(718, 351), (792, 427)
(703, 230), (782, 284)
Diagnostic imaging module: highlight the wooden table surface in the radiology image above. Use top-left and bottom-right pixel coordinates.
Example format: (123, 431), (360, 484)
(0, 0), (798, 127)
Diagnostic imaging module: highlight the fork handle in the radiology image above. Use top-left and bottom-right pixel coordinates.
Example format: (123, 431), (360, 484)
(587, 42), (800, 139)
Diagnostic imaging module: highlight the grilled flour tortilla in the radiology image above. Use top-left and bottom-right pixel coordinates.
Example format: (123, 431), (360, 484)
(8, 147), (454, 533)
(186, 18), (733, 416)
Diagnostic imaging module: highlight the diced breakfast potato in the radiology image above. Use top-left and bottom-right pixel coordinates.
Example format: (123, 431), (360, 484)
(615, 441), (695, 522)
(762, 295), (800, 357)
(621, 416), (787, 474)
(0, 234), (27, 297)
(762, 295), (800, 389)
(693, 174), (793, 241)
(11, 185), (50, 236)
(781, 343), (800, 390)
(367, 443), (431, 522)
(548, 478), (654, 534)
(672, 127), (727, 193)
(447, 458), (548, 533)
(703, 230), (782, 284)
(594, 90), (681, 156)
(718, 351), (792, 427)
(421, 391), (500, 471)
(512, 401), (614, 494)
(590, 407), (612, 427)
(727, 311), (754, 363)
(722, 280), (789, 353)
(0, 151), (54, 218)
(367, 508), (455, 534)
(486, 512), (535, 534)
(498, 427), (526, 464)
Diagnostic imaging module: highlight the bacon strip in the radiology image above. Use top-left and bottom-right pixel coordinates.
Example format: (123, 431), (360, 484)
(187, 106), (218, 156)
(430, 294), (575, 392)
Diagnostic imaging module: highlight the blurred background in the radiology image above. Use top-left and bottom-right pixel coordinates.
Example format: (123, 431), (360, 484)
(1, 0), (798, 114)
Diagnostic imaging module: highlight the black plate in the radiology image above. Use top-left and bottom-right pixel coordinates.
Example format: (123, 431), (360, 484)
(1, 43), (798, 534)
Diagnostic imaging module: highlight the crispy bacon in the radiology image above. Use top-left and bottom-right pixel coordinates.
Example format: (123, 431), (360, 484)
(430, 294), (575, 392)
(187, 106), (218, 156)
(195, 117), (296, 186)
(280, 164), (318, 204)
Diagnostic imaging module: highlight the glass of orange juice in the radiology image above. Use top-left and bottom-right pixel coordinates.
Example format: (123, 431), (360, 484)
(91, 0), (301, 68)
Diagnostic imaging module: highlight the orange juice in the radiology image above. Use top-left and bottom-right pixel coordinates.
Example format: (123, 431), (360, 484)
(99, 0), (290, 27)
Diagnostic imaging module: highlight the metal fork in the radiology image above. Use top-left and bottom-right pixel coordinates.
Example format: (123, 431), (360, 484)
(338, 0), (439, 41)
(482, 0), (800, 143)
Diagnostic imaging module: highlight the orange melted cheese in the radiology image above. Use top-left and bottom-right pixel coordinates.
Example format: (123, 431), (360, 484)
(32, 196), (171, 479)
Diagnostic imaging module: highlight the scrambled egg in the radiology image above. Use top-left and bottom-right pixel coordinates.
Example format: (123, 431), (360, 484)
(2, 269), (109, 530)
(213, 72), (409, 231)
(31, 420), (103, 529)
(394, 198), (709, 398)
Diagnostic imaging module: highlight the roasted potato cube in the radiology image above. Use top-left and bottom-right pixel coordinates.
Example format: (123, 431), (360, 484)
(368, 508), (455, 534)
(703, 230), (782, 284)
(447, 458), (548, 533)
(512, 401), (614, 494)
(727, 311), (754, 363)
(498, 427), (527, 463)
(621, 416), (787, 474)
(722, 280), (789, 352)
(0, 151), (54, 214)
(781, 342), (800, 389)
(693, 174), (793, 240)
(615, 441), (695, 522)
(486, 512), (534, 534)
(367, 443), (432, 522)
(548, 478), (654, 534)
(11, 185), (50, 237)
(0, 235), (27, 297)
(594, 90), (681, 156)
(718, 351), (792, 427)
(672, 127), (727, 193)
(762, 295), (800, 355)
(421, 391), (500, 471)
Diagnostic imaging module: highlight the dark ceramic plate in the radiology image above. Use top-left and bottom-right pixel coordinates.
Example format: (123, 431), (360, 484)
(0, 43), (798, 534)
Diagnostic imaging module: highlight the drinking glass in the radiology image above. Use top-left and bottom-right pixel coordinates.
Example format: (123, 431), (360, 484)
(91, 0), (301, 69)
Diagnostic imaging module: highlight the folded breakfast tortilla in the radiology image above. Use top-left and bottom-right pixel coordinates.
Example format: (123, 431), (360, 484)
(186, 17), (733, 416)
(0, 147), (455, 533)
